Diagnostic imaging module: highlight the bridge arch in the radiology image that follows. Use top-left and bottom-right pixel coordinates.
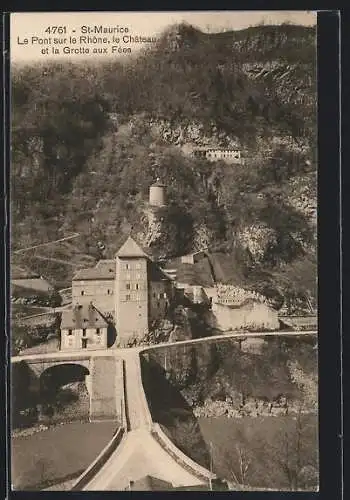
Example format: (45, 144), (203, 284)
(38, 363), (91, 420)
(40, 362), (90, 387)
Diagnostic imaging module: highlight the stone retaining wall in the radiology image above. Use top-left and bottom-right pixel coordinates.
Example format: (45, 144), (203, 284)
(151, 423), (215, 483)
(71, 427), (125, 491)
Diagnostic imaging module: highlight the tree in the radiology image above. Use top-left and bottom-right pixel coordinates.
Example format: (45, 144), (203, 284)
(221, 429), (252, 487)
(273, 406), (318, 490)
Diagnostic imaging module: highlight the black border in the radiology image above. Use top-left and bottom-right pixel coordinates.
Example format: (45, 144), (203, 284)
(317, 10), (342, 500)
(1, 8), (342, 500)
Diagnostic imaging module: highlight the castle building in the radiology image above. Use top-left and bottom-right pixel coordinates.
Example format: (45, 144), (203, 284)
(192, 148), (241, 164)
(149, 180), (166, 207)
(66, 236), (173, 349)
(60, 303), (108, 351)
(72, 260), (115, 315)
(115, 237), (149, 345)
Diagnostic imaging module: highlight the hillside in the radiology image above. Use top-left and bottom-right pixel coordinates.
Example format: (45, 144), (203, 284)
(141, 336), (318, 490)
(11, 23), (317, 310)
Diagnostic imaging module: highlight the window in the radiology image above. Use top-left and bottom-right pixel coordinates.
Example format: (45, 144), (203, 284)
(81, 291), (84, 296)
(82, 329), (86, 337)
(136, 273), (141, 279)
(125, 263), (130, 270)
(126, 283), (131, 290)
(126, 294), (131, 301)
(96, 328), (100, 335)
(68, 329), (73, 336)
(136, 262), (141, 269)
(107, 289), (111, 295)
(126, 273), (131, 280)
(135, 283), (139, 290)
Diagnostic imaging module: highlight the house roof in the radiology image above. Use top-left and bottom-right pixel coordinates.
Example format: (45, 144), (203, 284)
(73, 260), (115, 280)
(12, 277), (53, 293)
(151, 180), (166, 188)
(61, 304), (108, 329)
(129, 475), (173, 491)
(116, 236), (148, 258)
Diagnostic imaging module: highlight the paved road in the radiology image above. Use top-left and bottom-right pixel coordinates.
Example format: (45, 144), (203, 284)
(122, 349), (152, 430)
(13, 233), (80, 254)
(12, 329), (317, 490)
(13, 303), (72, 322)
(82, 427), (206, 490)
(12, 330), (317, 364)
(81, 349), (207, 490)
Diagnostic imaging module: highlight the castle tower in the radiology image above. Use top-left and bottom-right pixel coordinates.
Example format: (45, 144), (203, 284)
(149, 179), (166, 207)
(115, 236), (149, 347)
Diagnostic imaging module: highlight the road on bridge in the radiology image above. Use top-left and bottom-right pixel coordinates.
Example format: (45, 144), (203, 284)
(12, 329), (317, 365)
(80, 348), (209, 490)
(12, 330), (317, 491)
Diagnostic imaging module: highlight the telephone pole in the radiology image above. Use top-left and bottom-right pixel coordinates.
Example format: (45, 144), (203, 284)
(209, 441), (214, 491)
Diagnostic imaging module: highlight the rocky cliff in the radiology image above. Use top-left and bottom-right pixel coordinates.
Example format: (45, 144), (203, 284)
(12, 23), (317, 311)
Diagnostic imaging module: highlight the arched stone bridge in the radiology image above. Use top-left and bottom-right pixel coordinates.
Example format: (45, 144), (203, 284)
(12, 331), (317, 490)
(12, 351), (125, 423)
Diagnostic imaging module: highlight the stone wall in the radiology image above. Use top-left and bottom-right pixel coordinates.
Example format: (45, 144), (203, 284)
(61, 327), (107, 351)
(207, 301), (279, 332)
(89, 357), (124, 421)
(116, 257), (149, 347)
(72, 279), (115, 315)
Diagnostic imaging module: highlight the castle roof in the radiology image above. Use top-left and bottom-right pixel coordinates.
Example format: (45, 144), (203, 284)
(61, 304), (108, 329)
(151, 180), (166, 188)
(116, 236), (148, 258)
(129, 475), (173, 491)
(73, 260), (115, 280)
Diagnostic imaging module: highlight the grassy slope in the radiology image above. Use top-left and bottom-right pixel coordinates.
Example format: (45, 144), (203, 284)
(11, 421), (117, 490)
(198, 415), (318, 490)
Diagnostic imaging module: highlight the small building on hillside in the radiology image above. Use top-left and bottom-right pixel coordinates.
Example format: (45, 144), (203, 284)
(180, 249), (207, 265)
(11, 277), (53, 294)
(60, 303), (108, 351)
(149, 180), (166, 207)
(192, 148), (241, 164)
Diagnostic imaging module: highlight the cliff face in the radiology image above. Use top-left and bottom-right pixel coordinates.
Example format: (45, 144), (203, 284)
(141, 336), (318, 414)
(12, 23), (316, 310)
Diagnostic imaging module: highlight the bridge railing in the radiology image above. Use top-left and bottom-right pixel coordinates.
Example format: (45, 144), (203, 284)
(136, 355), (153, 430)
(70, 426), (125, 491)
(150, 423), (216, 483)
(121, 359), (130, 430)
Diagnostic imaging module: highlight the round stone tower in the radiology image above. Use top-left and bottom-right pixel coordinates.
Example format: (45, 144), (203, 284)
(149, 179), (166, 207)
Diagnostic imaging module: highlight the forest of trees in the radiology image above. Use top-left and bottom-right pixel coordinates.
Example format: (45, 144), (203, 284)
(11, 23), (317, 307)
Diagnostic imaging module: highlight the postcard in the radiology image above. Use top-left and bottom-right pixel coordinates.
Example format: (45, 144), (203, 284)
(10, 10), (318, 492)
